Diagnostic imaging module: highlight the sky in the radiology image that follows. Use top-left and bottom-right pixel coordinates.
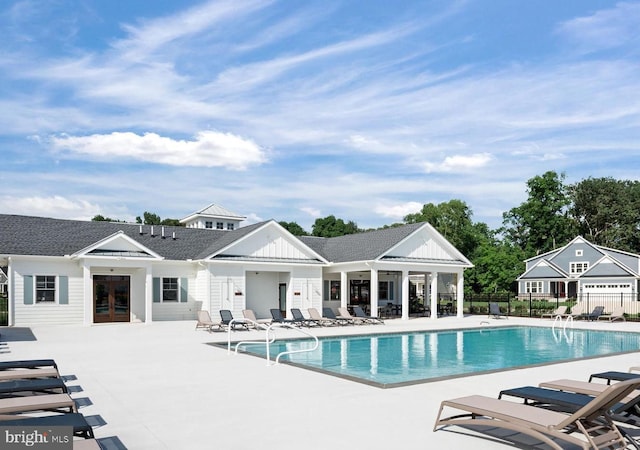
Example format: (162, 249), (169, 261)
(1, 1), (639, 232)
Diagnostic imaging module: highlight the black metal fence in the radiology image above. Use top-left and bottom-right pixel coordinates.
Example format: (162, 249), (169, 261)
(435, 292), (640, 321)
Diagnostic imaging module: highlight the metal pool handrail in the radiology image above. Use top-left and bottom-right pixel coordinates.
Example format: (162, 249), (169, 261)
(266, 323), (319, 365)
(227, 318), (275, 355)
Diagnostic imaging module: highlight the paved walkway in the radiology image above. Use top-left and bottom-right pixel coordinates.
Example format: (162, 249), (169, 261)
(2, 316), (639, 449)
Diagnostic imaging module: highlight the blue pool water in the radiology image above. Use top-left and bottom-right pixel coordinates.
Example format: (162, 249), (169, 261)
(241, 326), (640, 387)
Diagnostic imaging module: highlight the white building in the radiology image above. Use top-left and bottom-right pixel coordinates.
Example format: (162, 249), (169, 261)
(0, 207), (473, 326)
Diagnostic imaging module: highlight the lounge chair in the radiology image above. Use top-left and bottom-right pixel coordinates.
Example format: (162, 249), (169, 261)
(337, 307), (366, 325)
(352, 306), (384, 324)
(219, 310), (250, 330)
(434, 377), (640, 450)
(270, 309), (295, 325)
(0, 377), (68, 395)
(321, 307), (351, 325)
(195, 310), (224, 332)
(290, 308), (320, 327)
(0, 393), (76, 414)
(0, 367), (60, 382)
(0, 359), (58, 370)
(578, 306), (605, 321)
(589, 371), (640, 385)
(242, 309), (271, 329)
(307, 307), (339, 326)
(0, 412), (95, 439)
(598, 306), (626, 322)
(488, 302), (507, 319)
(541, 305), (568, 319)
(567, 302), (586, 319)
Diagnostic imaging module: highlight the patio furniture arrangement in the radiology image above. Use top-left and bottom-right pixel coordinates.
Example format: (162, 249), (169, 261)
(242, 309), (271, 329)
(322, 307), (352, 325)
(0, 359), (99, 446)
(307, 307), (340, 326)
(195, 310), (224, 332)
(290, 308), (321, 327)
(578, 306), (605, 321)
(598, 306), (626, 322)
(435, 376), (640, 449)
(541, 305), (568, 319)
(352, 305), (384, 324)
(219, 309), (250, 331)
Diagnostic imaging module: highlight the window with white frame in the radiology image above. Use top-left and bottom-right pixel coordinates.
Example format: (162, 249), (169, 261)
(525, 281), (543, 293)
(575, 249), (583, 257)
(205, 221), (213, 229)
(570, 262), (589, 275)
(35, 275), (56, 302)
(227, 223), (235, 230)
(162, 277), (178, 302)
(216, 222), (224, 230)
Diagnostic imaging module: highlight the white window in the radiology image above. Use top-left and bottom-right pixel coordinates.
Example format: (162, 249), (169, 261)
(205, 221), (213, 229)
(216, 222), (224, 230)
(570, 262), (589, 275)
(525, 281), (543, 293)
(162, 278), (178, 302)
(35, 275), (56, 302)
(575, 249), (583, 257)
(227, 223), (235, 230)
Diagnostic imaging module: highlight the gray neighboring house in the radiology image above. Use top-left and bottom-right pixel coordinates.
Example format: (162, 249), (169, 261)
(0, 213), (472, 326)
(517, 236), (640, 310)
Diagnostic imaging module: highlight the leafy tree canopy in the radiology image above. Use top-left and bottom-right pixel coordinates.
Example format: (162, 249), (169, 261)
(311, 215), (360, 237)
(279, 221), (308, 236)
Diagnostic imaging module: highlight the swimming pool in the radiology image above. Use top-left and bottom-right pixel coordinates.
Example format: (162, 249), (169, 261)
(238, 326), (640, 388)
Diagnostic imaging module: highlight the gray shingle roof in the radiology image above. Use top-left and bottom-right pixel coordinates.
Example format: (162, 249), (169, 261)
(298, 223), (426, 262)
(0, 215), (449, 265)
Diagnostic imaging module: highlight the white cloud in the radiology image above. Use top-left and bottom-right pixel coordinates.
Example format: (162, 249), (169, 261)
(49, 131), (267, 170)
(301, 207), (321, 218)
(0, 195), (102, 220)
(422, 153), (492, 173)
(556, 2), (640, 53)
(374, 202), (423, 219)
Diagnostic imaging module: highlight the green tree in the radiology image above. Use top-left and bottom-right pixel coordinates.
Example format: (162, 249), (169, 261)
(311, 215), (360, 237)
(404, 199), (486, 257)
(569, 177), (640, 252)
(465, 237), (525, 294)
(279, 221), (308, 236)
(501, 171), (575, 256)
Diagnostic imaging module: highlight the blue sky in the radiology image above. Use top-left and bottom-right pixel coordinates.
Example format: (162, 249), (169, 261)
(1, 1), (639, 231)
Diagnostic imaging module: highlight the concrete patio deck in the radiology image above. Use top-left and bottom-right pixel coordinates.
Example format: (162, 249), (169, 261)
(2, 316), (639, 450)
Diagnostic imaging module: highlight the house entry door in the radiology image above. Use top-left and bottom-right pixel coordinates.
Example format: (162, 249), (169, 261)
(93, 275), (130, 323)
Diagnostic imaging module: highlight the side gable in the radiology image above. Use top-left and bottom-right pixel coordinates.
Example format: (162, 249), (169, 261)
(71, 232), (163, 260)
(205, 221), (327, 263)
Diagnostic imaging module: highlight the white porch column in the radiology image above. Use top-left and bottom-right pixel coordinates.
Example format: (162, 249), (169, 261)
(144, 265), (153, 324)
(340, 271), (348, 308)
(401, 270), (409, 320)
(456, 271), (464, 318)
(370, 268), (378, 317)
(82, 262), (92, 327)
(430, 272), (438, 320)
